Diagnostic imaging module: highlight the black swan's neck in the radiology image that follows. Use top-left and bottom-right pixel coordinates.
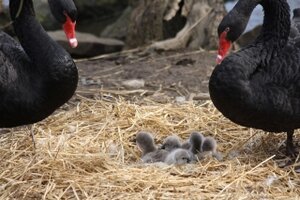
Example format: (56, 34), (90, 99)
(256, 0), (290, 49)
(234, 0), (258, 19)
(10, 0), (71, 68)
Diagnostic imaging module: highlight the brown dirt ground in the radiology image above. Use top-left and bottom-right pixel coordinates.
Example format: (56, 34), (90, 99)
(75, 49), (216, 102)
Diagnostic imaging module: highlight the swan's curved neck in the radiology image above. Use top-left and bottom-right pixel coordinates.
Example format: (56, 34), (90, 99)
(256, 0), (290, 48)
(10, 0), (69, 68)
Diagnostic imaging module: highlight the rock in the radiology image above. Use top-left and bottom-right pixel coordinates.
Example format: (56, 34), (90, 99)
(101, 6), (133, 40)
(122, 79), (145, 89)
(48, 31), (124, 58)
(73, 0), (129, 36)
(74, 0), (128, 9)
(175, 96), (186, 104)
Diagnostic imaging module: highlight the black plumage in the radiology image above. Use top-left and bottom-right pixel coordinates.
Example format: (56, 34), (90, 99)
(209, 0), (300, 156)
(0, 0), (78, 128)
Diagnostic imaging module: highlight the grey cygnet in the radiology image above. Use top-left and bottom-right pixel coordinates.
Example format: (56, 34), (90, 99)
(189, 132), (205, 154)
(136, 131), (168, 163)
(161, 135), (182, 152)
(164, 148), (193, 165)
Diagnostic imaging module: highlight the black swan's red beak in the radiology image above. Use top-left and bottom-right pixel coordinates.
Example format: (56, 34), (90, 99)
(217, 29), (231, 64)
(63, 14), (78, 48)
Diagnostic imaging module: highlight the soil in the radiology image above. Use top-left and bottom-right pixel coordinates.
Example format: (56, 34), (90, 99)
(75, 49), (217, 102)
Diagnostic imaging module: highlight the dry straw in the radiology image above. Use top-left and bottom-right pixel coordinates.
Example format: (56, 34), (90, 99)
(0, 93), (299, 199)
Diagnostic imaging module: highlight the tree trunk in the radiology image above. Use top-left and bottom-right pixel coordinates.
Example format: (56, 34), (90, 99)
(126, 0), (169, 49)
(126, 0), (226, 50)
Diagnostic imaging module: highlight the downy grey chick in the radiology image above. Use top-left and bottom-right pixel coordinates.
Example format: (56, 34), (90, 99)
(164, 132), (203, 164)
(200, 136), (223, 161)
(188, 132), (222, 161)
(160, 135), (182, 152)
(189, 132), (205, 154)
(164, 148), (192, 165)
(202, 136), (217, 152)
(181, 140), (191, 150)
(136, 131), (168, 163)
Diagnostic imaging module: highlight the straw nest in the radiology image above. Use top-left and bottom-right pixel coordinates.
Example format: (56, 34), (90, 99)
(0, 93), (299, 199)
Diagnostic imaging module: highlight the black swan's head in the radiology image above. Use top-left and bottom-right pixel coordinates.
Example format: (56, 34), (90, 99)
(216, 0), (259, 64)
(48, 0), (78, 48)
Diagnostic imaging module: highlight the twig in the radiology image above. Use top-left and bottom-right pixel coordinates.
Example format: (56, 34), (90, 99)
(74, 48), (141, 63)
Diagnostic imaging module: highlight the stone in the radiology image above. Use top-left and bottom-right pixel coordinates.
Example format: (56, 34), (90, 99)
(101, 6), (133, 40)
(122, 79), (145, 89)
(48, 31), (124, 58)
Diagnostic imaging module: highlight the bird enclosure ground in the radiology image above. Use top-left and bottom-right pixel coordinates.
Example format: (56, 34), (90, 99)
(0, 49), (300, 199)
(75, 49), (215, 102)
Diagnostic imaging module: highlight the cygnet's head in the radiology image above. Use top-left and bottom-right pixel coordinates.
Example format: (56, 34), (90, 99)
(165, 149), (192, 165)
(189, 132), (204, 154)
(202, 136), (217, 153)
(161, 135), (181, 152)
(136, 131), (157, 155)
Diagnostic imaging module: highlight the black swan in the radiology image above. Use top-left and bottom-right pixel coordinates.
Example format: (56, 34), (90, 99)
(0, 0), (78, 128)
(209, 0), (300, 156)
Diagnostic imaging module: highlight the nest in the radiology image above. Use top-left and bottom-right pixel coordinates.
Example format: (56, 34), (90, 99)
(0, 93), (299, 199)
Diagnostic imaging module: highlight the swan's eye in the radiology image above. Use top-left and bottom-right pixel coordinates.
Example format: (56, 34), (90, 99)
(225, 27), (230, 32)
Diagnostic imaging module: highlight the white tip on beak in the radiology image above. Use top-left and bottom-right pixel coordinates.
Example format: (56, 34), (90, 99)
(69, 38), (78, 48)
(216, 54), (223, 64)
